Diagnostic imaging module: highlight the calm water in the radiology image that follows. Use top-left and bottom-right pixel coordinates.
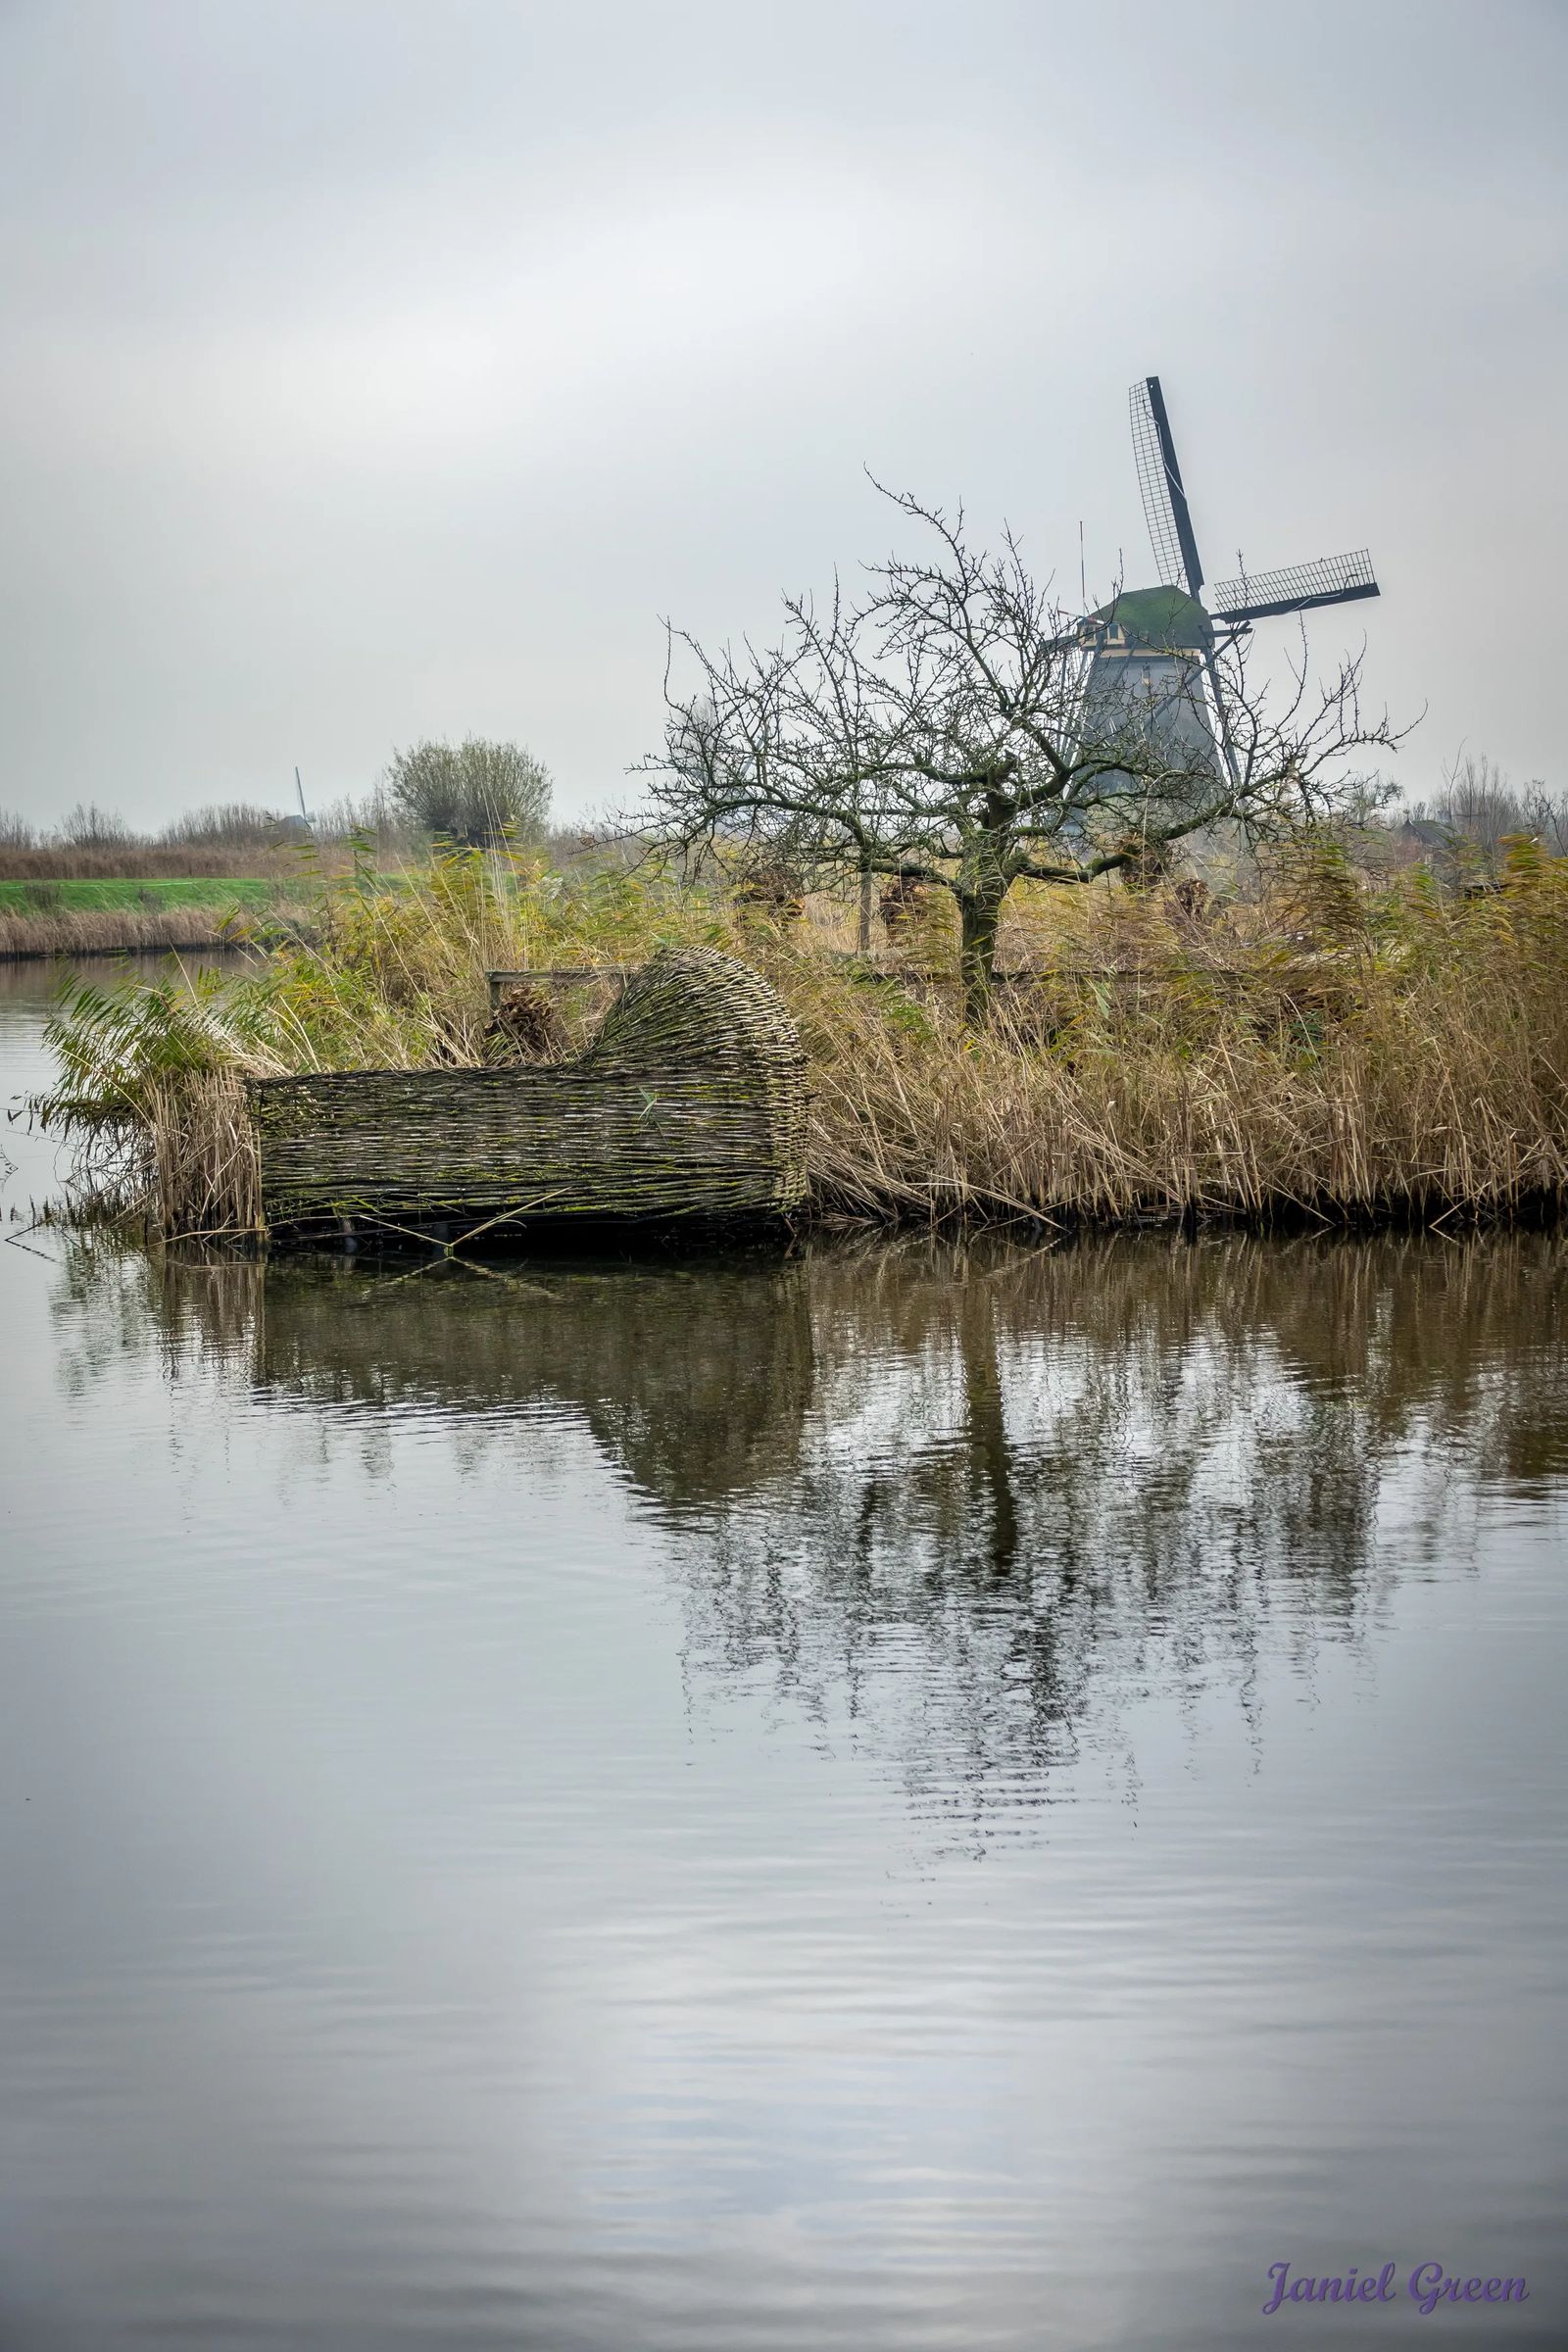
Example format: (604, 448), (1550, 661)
(2, 960), (1566, 2349)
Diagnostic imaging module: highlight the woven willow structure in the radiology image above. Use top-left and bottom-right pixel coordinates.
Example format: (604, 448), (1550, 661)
(247, 947), (808, 1238)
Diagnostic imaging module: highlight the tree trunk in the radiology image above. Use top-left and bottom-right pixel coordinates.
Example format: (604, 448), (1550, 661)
(957, 888), (1003, 1027)
(858, 859), (873, 956)
(957, 1282), (1019, 1576)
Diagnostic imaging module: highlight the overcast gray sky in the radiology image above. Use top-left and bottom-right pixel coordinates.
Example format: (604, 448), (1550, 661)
(1, 0), (1564, 831)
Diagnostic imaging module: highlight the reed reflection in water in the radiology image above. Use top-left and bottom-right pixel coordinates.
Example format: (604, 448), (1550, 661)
(8, 1211), (1567, 2350)
(52, 1225), (1568, 1807)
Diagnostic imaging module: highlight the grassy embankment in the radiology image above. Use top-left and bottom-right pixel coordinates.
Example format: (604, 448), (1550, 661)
(0, 825), (395, 954)
(0, 876), (296, 958)
(32, 836), (1568, 1238)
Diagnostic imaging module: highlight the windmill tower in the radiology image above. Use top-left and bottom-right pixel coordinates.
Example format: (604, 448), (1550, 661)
(1079, 375), (1380, 822)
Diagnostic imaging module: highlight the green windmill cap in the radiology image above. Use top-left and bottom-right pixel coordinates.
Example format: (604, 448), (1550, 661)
(1092, 584), (1213, 651)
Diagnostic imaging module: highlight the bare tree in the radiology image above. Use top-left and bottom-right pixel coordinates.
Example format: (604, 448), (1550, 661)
(161, 802), (304, 849)
(53, 802), (132, 850)
(1519, 781), (1568, 858)
(1438, 753), (1529, 860)
(640, 487), (1406, 1019)
(1399, 755), (1566, 879)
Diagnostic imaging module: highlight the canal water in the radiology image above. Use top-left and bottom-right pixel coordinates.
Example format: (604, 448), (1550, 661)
(2, 960), (1565, 2349)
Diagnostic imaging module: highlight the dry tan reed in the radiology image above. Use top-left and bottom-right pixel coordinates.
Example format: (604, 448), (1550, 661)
(0, 906), (259, 959)
(777, 849), (1568, 1227)
(34, 838), (1568, 1240)
(0, 845), (311, 884)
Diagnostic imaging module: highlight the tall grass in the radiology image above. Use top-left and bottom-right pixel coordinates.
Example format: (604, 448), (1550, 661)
(33, 847), (731, 1232)
(0, 905), (276, 961)
(0, 842), (314, 884)
(788, 838), (1568, 1224)
(32, 835), (1568, 1239)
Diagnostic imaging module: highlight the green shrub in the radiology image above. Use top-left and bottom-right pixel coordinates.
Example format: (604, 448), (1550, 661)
(385, 738), (552, 848)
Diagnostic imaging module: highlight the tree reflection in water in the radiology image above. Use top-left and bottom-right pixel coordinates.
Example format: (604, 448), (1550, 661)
(50, 1228), (1568, 1818)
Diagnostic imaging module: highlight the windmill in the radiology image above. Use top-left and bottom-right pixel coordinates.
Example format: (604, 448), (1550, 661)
(1079, 374), (1379, 808)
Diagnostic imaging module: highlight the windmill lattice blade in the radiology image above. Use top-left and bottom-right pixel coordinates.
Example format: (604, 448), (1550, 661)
(1129, 379), (1190, 593)
(1211, 550), (1378, 622)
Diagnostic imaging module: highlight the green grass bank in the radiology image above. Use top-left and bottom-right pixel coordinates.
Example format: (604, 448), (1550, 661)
(0, 876), (312, 959)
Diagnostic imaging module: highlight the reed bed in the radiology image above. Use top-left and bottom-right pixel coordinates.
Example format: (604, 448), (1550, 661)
(0, 904), (272, 960)
(0, 844), (312, 884)
(790, 850), (1568, 1225)
(31, 837), (1568, 1239)
(794, 957), (1568, 1226)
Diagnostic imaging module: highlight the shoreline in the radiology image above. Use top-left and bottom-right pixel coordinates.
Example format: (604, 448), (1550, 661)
(28, 851), (1568, 1249)
(0, 910), (314, 959)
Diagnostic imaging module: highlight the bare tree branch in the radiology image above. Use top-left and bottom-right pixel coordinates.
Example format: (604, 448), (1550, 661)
(634, 486), (1411, 1017)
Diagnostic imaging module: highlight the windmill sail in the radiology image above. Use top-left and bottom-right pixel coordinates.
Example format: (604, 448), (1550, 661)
(1119, 378), (1229, 800)
(1090, 372), (1380, 832)
(1129, 377), (1204, 599)
(1211, 550), (1378, 624)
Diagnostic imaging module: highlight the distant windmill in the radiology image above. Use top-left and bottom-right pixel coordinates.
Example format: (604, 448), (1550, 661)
(1080, 374), (1380, 801)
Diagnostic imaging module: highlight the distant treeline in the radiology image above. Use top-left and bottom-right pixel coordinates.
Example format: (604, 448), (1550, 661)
(5, 749), (1560, 888)
(0, 736), (566, 881)
(0, 796), (384, 880)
